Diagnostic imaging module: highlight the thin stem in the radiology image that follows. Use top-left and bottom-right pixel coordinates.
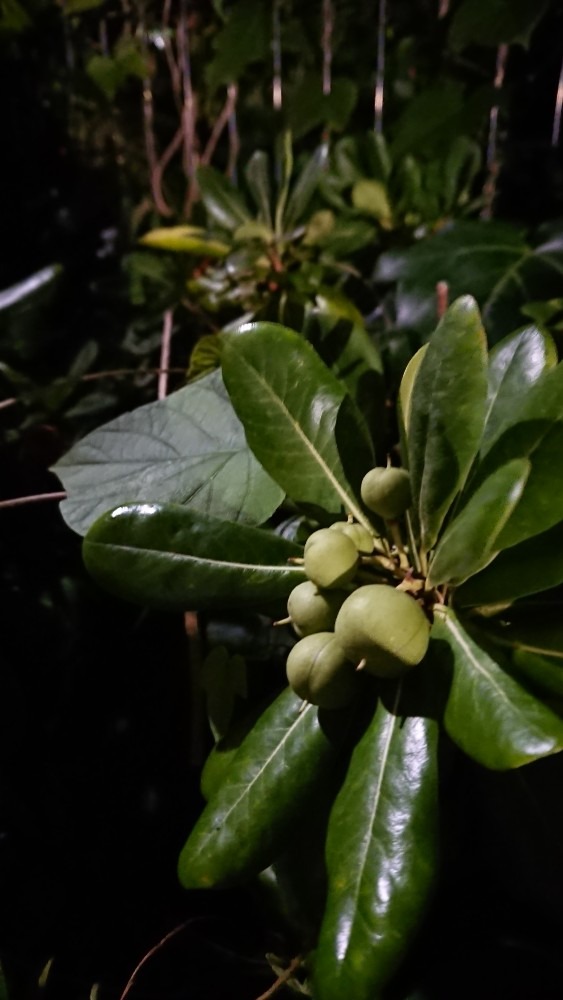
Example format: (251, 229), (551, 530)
(162, 0), (183, 113)
(552, 53), (563, 146)
(0, 492), (67, 510)
(436, 280), (449, 320)
(0, 398), (17, 411)
(142, 71), (173, 216)
(438, 0), (450, 17)
(200, 83), (239, 167)
(177, 0), (199, 214)
(118, 921), (195, 1000)
(227, 82), (240, 182)
(254, 956), (303, 1000)
(481, 43), (509, 220)
(322, 0), (334, 97)
(374, 0), (387, 134)
(272, 0), (283, 111)
(158, 309), (174, 400)
(387, 520), (409, 570)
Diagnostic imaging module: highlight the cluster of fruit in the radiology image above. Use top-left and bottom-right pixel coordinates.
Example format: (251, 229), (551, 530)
(284, 467), (430, 708)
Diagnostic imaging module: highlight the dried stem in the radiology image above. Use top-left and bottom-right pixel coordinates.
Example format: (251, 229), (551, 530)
(158, 309), (174, 400)
(552, 53), (563, 146)
(481, 43), (509, 220)
(254, 956), (303, 1000)
(200, 83), (239, 167)
(162, 0), (183, 112)
(374, 0), (387, 134)
(177, 0), (199, 214)
(272, 0), (283, 111)
(0, 492), (67, 510)
(118, 921), (194, 1000)
(227, 82), (240, 182)
(322, 0), (334, 97)
(142, 71), (174, 216)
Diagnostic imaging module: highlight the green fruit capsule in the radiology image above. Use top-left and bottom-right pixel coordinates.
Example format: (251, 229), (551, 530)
(287, 580), (349, 637)
(360, 466), (411, 519)
(329, 521), (374, 554)
(286, 632), (357, 709)
(334, 584), (430, 678)
(303, 529), (359, 590)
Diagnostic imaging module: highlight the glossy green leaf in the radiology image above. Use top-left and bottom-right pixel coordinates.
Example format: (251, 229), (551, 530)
(398, 344), (428, 455)
(178, 687), (338, 887)
(83, 503), (304, 612)
(54, 368), (284, 536)
(374, 221), (563, 344)
(472, 360), (563, 549)
(428, 458), (531, 586)
(221, 322), (374, 527)
(314, 699), (438, 1000)
(481, 325), (557, 459)
(408, 296), (488, 550)
(284, 144), (329, 232)
(244, 151), (273, 228)
(433, 606), (563, 769)
(456, 519), (563, 607)
(197, 165), (252, 232)
(139, 226), (230, 257)
(449, 0), (548, 50)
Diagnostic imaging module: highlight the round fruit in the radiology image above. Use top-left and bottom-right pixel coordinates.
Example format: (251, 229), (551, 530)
(334, 584), (429, 678)
(287, 580), (349, 637)
(329, 521), (374, 553)
(286, 632), (356, 708)
(360, 466), (411, 519)
(303, 528), (359, 589)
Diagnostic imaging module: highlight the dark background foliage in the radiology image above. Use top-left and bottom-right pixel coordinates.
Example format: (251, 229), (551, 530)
(2, 0), (563, 996)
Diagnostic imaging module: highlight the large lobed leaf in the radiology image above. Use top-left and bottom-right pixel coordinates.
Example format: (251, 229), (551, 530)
(432, 606), (563, 769)
(221, 322), (374, 527)
(54, 368), (284, 536)
(314, 698), (439, 1000)
(83, 503), (304, 612)
(407, 295), (488, 551)
(375, 221), (563, 344)
(177, 686), (339, 887)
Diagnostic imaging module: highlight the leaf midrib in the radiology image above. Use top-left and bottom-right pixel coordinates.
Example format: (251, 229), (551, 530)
(87, 540), (300, 576)
(229, 349), (371, 530)
(201, 701), (315, 846)
(441, 608), (549, 734)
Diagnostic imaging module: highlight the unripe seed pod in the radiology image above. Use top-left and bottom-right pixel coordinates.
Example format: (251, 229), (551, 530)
(303, 528), (359, 589)
(286, 632), (356, 708)
(329, 521), (374, 553)
(360, 466), (411, 519)
(287, 580), (349, 637)
(334, 584), (429, 678)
